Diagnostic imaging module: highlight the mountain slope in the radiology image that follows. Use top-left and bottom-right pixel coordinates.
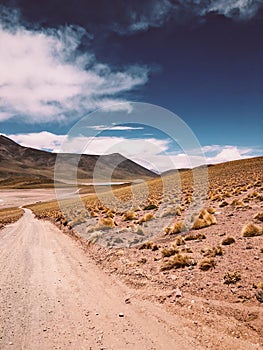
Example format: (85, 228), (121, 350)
(0, 135), (157, 188)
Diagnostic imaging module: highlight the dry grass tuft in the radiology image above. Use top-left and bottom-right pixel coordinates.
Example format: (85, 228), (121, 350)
(0, 207), (24, 228)
(175, 235), (185, 246)
(161, 246), (179, 257)
(160, 254), (194, 271)
(139, 241), (158, 251)
(122, 210), (137, 221)
(202, 245), (223, 257)
(86, 231), (103, 245)
(223, 272), (241, 285)
(221, 236), (235, 245)
(160, 206), (181, 218)
(254, 212), (263, 222)
(184, 233), (206, 241)
(242, 222), (263, 237)
(219, 200), (229, 208)
(137, 212), (155, 224)
(97, 217), (116, 230)
(192, 209), (217, 230)
(199, 258), (216, 271)
(207, 207), (216, 214)
(164, 221), (184, 235)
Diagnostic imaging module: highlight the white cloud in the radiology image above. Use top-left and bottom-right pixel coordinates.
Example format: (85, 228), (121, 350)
(0, 10), (148, 123)
(203, 144), (262, 164)
(5, 132), (67, 152)
(89, 125), (144, 131)
(205, 0), (263, 20)
(114, 0), (263, 34)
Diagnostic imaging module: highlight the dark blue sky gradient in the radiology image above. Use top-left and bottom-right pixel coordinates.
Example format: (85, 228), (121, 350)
(0, 0), (262, 150)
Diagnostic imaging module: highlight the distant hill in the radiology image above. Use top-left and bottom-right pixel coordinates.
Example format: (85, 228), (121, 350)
(0, 135), (157, 188)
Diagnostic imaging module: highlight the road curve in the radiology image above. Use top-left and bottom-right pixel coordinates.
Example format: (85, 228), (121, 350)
(0, 209), (201, 350)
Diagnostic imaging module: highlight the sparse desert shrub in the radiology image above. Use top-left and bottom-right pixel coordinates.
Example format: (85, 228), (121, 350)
(219, 200), (229, 208)
(222, 236), (235, 245)
(192, 209), (217, 230)
(160, 206), (181, 218)
(230, 199), (245, 208)
(202, 246), (223, 257)
(164, 221), (184, 235)
(132, 205), (142, 212)
(97, 217), (116, 230)
(199, 258), (216, 271)
(180, 246), (193, 253)
(144, 203), (158, 210)
(90, 211), (99, 217)
(256, 282), (263, 290)
(122, 210), (137, 221)
(242, 222), (263, 237)
(175, 235), (185, 246)
(160, 254), (194, 271)
(139, 241), (158, 251)
(184, 233), (206, 241)
(254, 212), (263, 222)
(207, 207), (216, 214)
(223, 272), (241, 285)
(87, 231), (103, 245)
(256, 290), (263, 303)
(133, 225), (145, 236)
(137, 213), (155, 224)
(161, 246), (179, 257)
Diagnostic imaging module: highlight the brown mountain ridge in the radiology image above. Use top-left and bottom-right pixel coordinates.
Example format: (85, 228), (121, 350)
(0, 135), (157, 188)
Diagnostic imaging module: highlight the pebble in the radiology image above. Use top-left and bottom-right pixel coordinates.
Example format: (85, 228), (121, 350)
(118, 313), (124, 317)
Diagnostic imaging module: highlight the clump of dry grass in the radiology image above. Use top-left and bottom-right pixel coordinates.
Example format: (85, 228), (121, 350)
(242, 222), (263, 237)
(122, 210), (137, 221)
(98, 217), (116, 229)
(207, 207), (216, 214)
(201, 245), (223, 257)
(137, 212), (155, 224)
(184, 233), (206, 241)
(192, 209), (217, 230)
(144, 203), (158, 210)
(175, 235), (185, 246)
(199, 258), (216, 271)
(0, 207), (24, 228)
(86, 231), (103, 245)
(230, 199), (245, 208)
(139, 241), (158, 251)
(160, 206), (181, 218)
(164, 221), (184, 235)
(161, 246), (179, 257)
(254, 212), (263, 222)
(160, 254), (195, 271)
(219, 200), (229, 208)
(223, 272), (241, 285)
(221, 236), (235, 245)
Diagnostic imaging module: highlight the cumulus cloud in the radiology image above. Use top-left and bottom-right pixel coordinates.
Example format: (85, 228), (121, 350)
(0, 9), (148, 123)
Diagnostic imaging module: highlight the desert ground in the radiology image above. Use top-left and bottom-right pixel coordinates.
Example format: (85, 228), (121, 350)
(0, 156), (262, 349)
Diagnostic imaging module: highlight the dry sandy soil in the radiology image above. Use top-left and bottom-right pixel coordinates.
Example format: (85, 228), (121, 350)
(0, 189), (57, 209)
(0, 209), (262, 350)
(0, 209), (217, 350)
(1, 157), (263, 349)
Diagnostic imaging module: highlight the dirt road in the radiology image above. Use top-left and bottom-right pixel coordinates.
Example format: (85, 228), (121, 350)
(0, 209), (206, 350)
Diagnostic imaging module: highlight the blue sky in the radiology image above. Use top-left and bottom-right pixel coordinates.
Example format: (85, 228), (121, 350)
(0, 1), (262, 171)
